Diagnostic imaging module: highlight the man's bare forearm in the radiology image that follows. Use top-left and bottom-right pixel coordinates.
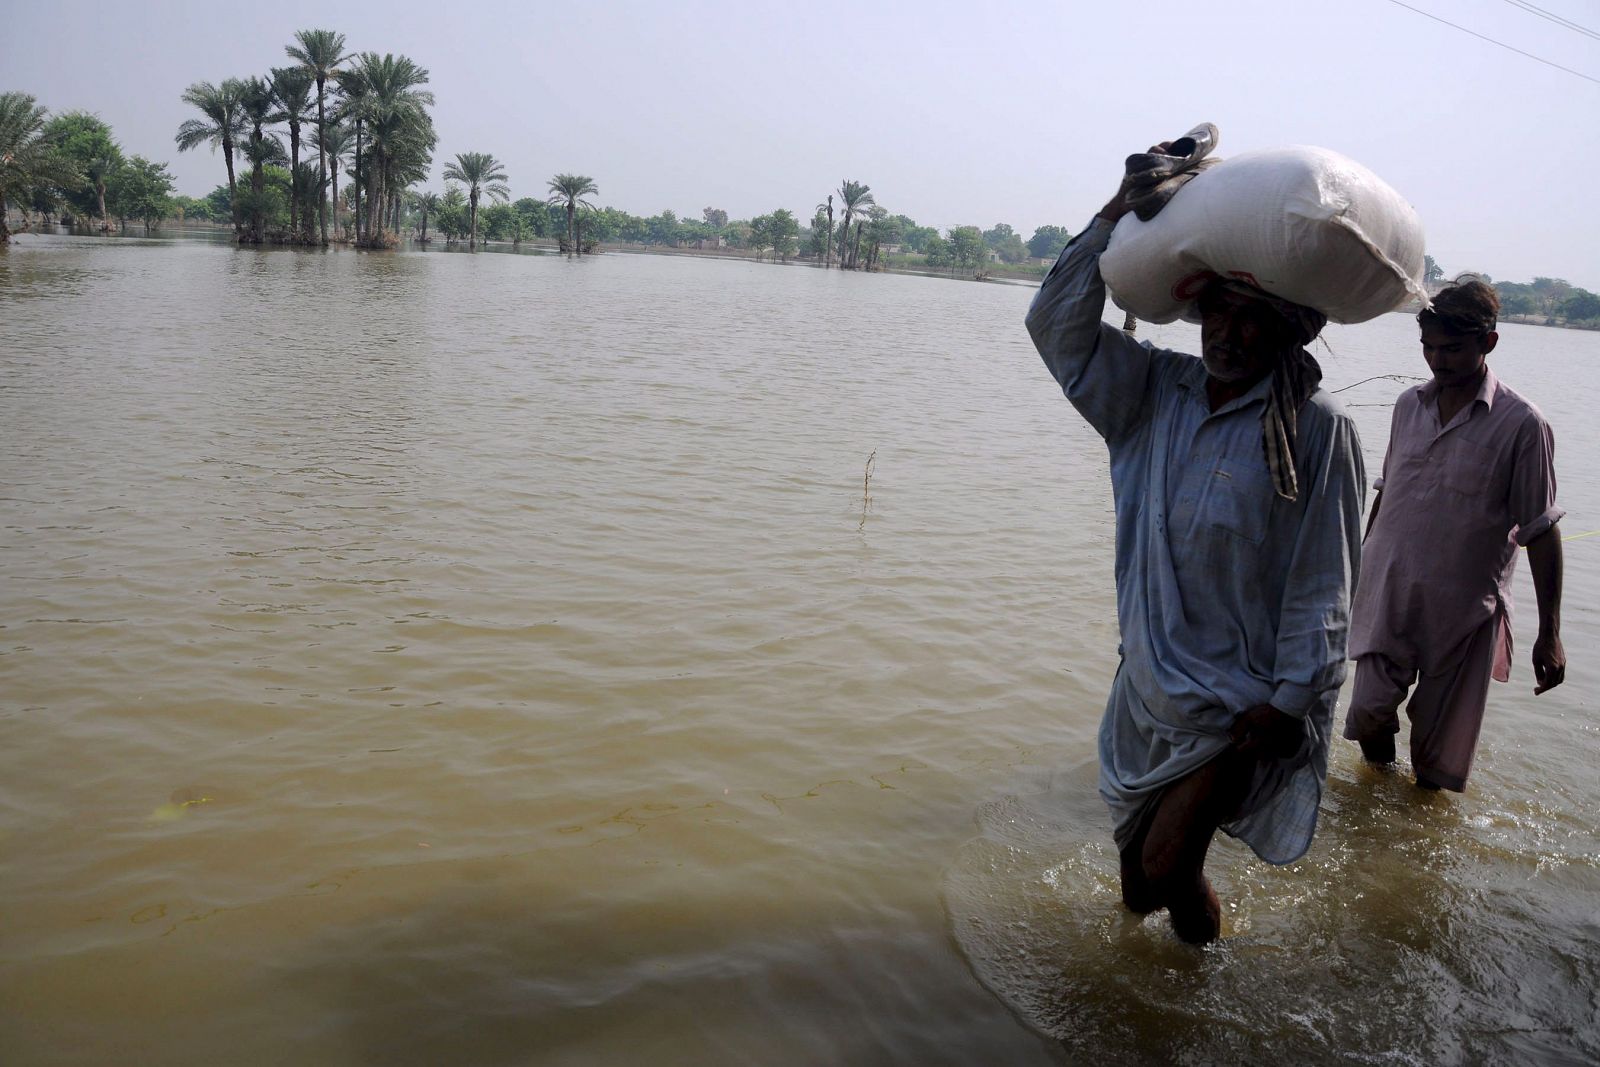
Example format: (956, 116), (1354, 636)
(1527, 528), (1563, 638)
(1526, 528), (1566, 693)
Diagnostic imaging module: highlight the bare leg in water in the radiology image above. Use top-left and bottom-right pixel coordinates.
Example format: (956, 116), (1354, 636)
(1119, 747), (1256, 943)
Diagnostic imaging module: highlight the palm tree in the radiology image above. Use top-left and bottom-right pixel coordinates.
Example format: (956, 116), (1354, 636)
(443, 152), (509, 249)
(334, 65), (371, 243)
(234, 77), (280, 243)
(388, 139), (433, 241)
(546, 173), (598, 257)
(412, 190), (440, 243)
(269, 66), (314, 242)
(285, 29), (350, 246)
(175, 79), (246, 237)
(0, 92), (82, 244)
(817, 194), (834, 268)
(339, 53), (434, 248)
(836, 180), (874, 269)
(319, 120), (352, 238)
(291, 161), (320, 242)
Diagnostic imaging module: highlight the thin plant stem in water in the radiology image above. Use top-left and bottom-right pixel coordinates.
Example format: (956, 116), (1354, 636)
(859, 451), (876, 532)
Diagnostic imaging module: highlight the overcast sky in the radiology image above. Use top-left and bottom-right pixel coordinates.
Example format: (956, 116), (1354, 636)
(6, 0), (1597, 287)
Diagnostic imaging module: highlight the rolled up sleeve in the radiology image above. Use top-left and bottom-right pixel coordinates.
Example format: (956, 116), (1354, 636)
(1510, 412), (1564, 546)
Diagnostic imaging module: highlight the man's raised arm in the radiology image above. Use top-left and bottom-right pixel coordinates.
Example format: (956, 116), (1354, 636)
(1024, 181), (1158, 444)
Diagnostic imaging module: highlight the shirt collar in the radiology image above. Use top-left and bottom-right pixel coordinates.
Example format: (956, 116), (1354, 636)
(1175, 355), (1275, 413)
(1476, 364), (1499, 411)
(1418, 364), (1498, 414)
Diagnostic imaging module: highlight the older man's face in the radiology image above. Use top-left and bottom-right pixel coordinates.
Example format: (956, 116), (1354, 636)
(1197, 286), (1293, 385)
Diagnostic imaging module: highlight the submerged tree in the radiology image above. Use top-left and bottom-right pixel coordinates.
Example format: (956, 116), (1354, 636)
(319, 120), (352, 238)
(436, 184), (466, 241)
(766, 208), (799, 262)
(44, 111), (122, 230)
(339, 52), (435, 248)
(234, 77), (281, 242)
(547, 173), (598, 257)
(817, 194), (834, 267)
(835, 180), (874, 269)
(949, 225), (986, 275)
(442, 151), (507, 248)
(862, 206), (900, 270)
(269, 65), (315, 242)
(106, 155), (176, 233)
(286, 28), (351, 246)
(175, 79), (246, 237)
(412, 189), (439, 243)
(0, 92), (83, 243)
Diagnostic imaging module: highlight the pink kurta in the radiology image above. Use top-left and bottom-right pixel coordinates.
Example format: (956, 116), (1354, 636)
(1349, 367), (1562, 674)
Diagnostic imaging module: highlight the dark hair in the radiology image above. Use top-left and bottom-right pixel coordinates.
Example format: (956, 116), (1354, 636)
(1419, 280), (1499, 336)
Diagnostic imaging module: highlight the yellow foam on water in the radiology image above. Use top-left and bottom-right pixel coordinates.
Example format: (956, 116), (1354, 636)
(148, 794), (215, 823)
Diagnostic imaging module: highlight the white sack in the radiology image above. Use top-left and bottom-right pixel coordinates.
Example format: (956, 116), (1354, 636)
(1099, 146), (1427, 325)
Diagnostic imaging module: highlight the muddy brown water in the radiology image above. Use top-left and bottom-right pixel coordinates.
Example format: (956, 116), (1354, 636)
(2, 232), (1596, 1064)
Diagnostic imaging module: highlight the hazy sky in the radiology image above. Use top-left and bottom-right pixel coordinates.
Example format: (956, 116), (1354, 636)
(6, 0), (1597, 287)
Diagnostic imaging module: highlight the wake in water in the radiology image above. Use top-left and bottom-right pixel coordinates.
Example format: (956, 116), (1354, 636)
(944, 750), (1600, 1064)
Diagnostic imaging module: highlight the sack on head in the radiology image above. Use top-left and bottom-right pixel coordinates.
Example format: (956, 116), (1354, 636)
(1099, 146), (1427, 325)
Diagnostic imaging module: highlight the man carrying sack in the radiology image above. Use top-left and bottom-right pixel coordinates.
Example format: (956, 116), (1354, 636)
(1024, 134), (1367, 944)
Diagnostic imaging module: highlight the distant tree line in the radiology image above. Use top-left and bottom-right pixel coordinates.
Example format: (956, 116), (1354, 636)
(1427, 256), (1600, 330)
(1, 95), (179, 240)
(4, 69), (1079, 273)
(13, 46), (1585, 306)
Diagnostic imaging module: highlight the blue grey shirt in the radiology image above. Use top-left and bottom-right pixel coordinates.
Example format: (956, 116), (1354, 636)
(1025, 217), (1366, 864)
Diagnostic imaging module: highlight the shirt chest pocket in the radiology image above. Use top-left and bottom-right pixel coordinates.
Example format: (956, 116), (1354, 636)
(1439, 438), (1500, 499)
(1204, 456), (1275, 545)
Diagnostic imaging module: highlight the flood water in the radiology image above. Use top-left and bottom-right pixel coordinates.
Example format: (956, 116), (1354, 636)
(2, 232), (1597, 1065)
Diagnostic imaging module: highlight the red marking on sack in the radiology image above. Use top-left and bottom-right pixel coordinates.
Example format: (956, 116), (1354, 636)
(1172, 271), (1218, 300)
(1226, 270), (1261, 287)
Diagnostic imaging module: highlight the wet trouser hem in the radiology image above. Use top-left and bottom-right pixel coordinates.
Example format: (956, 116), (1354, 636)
(1416, 768), (1467, 792)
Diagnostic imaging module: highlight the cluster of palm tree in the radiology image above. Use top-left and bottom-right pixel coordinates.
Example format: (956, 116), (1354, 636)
(819, 179), (875, 269)
(399, 171), (600, 256)
(176, 29), (444, 249)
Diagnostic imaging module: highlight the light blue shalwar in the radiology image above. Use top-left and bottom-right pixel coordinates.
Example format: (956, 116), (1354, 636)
(1025, 218), (1366, 865)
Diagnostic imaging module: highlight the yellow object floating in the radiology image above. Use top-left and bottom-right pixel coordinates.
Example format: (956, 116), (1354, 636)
(148, 791), (216, 823)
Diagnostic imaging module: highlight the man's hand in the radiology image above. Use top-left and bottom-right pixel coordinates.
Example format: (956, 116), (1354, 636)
(1534, 631), (1566, 694)
(1097, 141), (1173, 222)
(1228, 704), (1303, 760)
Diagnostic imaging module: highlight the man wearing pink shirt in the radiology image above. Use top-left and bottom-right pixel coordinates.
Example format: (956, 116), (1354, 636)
(1346, 281), (1567, 790)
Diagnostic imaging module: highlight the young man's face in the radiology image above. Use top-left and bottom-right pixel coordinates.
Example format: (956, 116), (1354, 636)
(1420, 325), (1497, 388)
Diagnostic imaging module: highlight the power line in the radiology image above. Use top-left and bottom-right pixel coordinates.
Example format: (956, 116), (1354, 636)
(1501, 0), (1600, 42)
(1384, 0), (1600, 85)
